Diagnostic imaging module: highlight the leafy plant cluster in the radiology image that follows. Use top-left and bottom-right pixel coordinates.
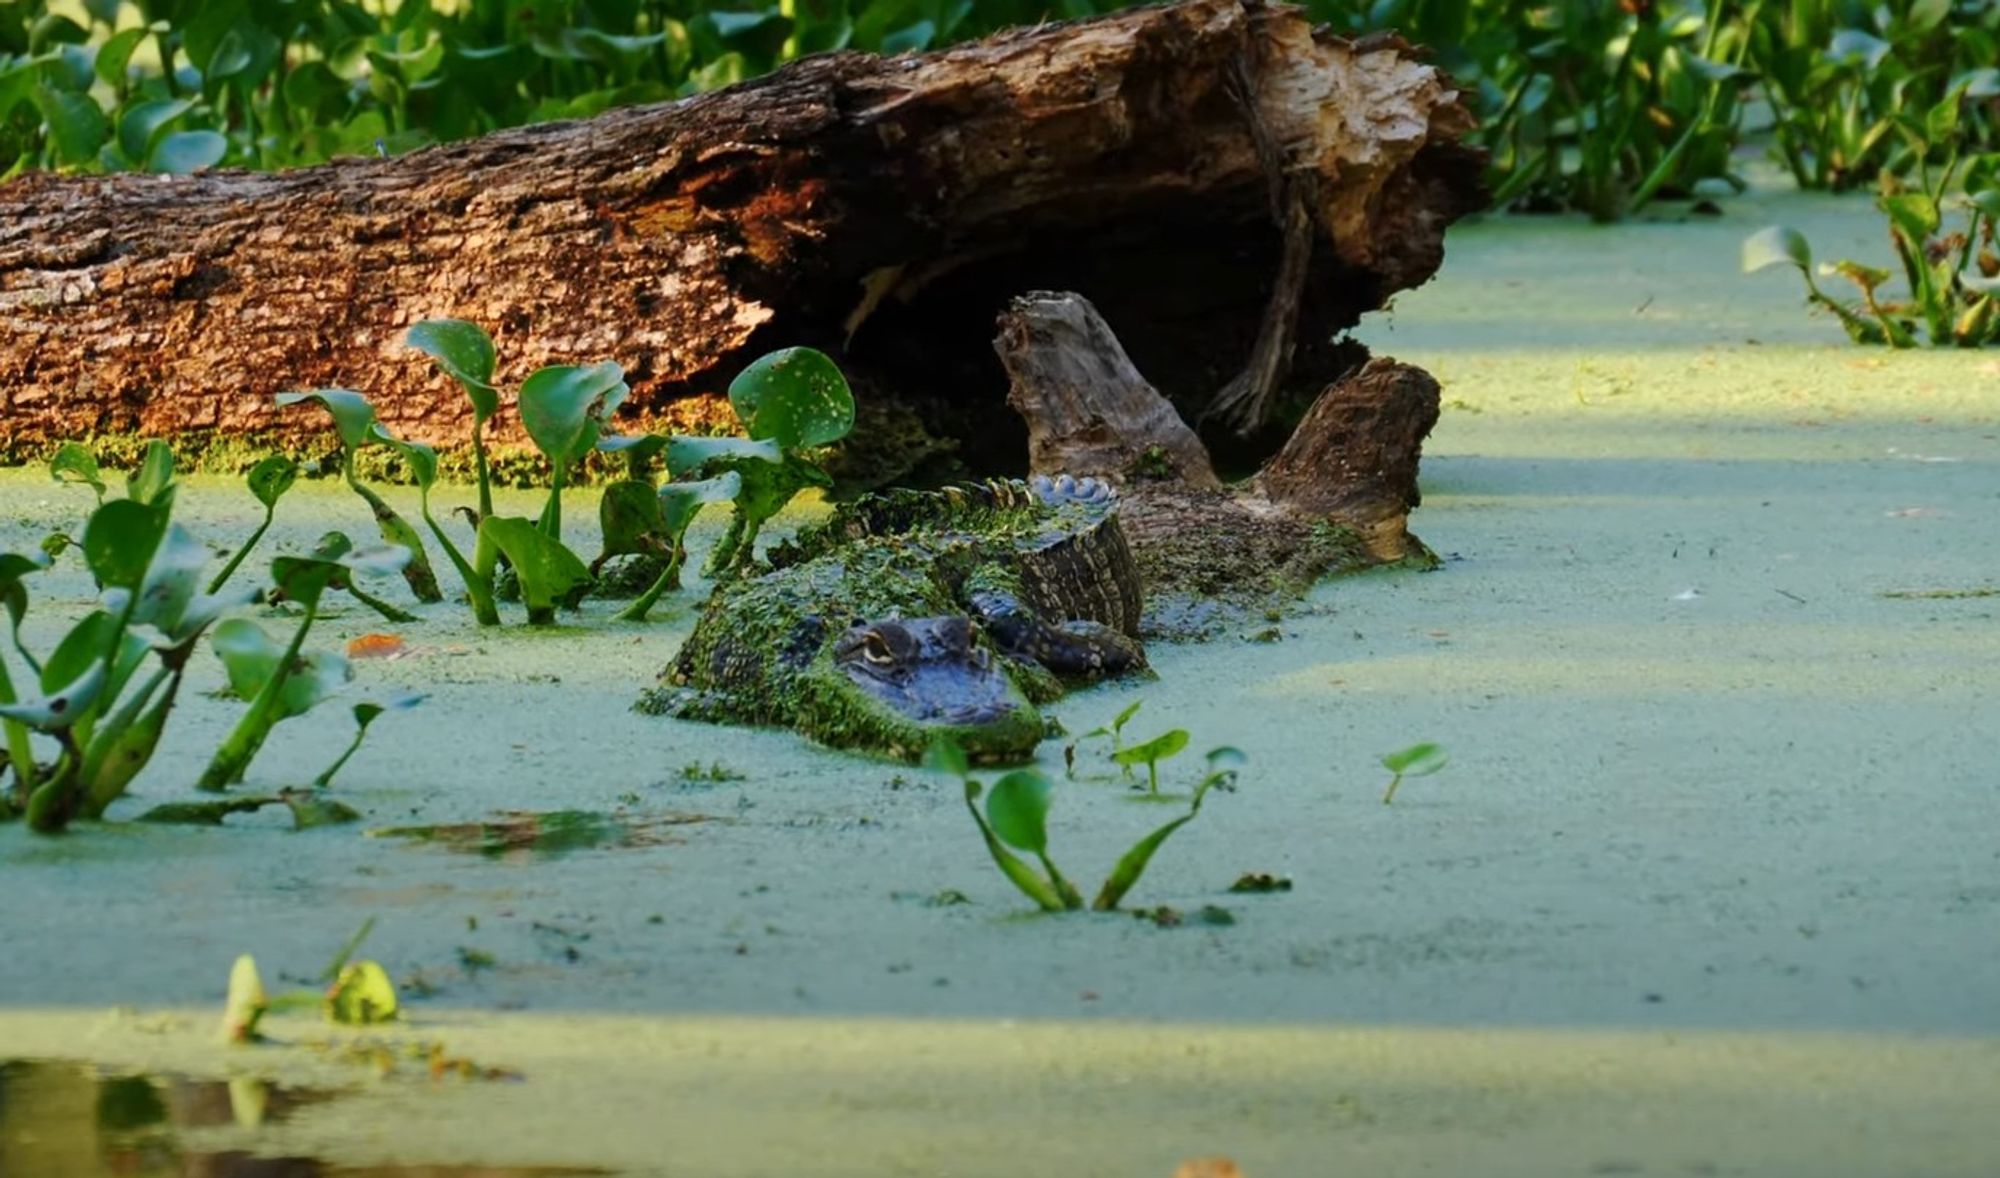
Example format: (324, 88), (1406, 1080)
(4, 1), (1995, 218)
(1744, 161), (2000, 346)
(291, 321), (853, 629)
(1, 442), (414, 834)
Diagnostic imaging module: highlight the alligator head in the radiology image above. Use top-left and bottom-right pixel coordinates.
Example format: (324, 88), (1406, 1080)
(800, 616), (1043, 762)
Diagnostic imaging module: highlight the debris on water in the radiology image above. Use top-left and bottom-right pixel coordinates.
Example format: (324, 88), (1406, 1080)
(1879, 585), (2000, 600)
(368, 809), (717, 859)
(346, 632), (407, 659)
(1228, 872), (1293, 894)
(1671, 588), (1701, 601)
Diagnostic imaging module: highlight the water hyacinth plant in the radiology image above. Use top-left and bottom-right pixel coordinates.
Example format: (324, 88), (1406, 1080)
(276, 389), (443, 602)
(929, 735), (1244, 913)
(2, 444), (375, 834)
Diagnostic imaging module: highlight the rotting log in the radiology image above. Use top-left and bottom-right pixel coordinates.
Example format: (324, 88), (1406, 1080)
(0, 0), (1481, 474)
(995, 290), (1437, 615)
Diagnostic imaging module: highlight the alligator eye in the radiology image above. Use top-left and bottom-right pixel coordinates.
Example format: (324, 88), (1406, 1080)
(862, 633), (895, 665)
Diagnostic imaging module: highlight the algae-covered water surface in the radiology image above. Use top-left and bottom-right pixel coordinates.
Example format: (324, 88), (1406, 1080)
(4, 184), (1998, 1175)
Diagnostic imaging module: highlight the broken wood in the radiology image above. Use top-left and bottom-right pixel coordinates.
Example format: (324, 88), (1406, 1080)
(995, 290), (1436, 615)
(0, 0), (1480, 471)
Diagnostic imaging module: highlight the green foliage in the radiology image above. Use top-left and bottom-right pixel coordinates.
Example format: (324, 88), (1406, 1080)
(1, 444), (361, 834)
(1111, 727), (1190, 795)
(1379, 741), (1448, 805)
(697, 348), (855, 575)
(929, 734), (1242, 913)
(276, 390), (442, 603)
(1745, 164), (2000, 346)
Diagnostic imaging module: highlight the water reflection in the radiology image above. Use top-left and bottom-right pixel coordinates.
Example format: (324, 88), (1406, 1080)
(0, 1060), (607, 1177)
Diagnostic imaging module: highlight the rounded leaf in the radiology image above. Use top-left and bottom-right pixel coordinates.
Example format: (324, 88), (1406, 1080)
(49, 442), (105, 496)
(1113, 728), (1190, 767)
(1381, 741), (1449, 776)
(83, 498), (169, 590)
(246, 454), (298, 509)
(406, 319), (499, 422)
(519, 362), (629, 466)
(664, 436), (781, 476)
(277, 389), (378, 453)
(1741, 226), (1811, 274)
(925, 734), (973, 781)
(728, 347), (855, 449)
(986, 769), (1054, 854)
(657, 471), (743, 534)
(148, 129), (226, 174)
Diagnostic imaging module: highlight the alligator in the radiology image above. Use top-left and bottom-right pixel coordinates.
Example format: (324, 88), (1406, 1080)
(636, 475), (1148, 761)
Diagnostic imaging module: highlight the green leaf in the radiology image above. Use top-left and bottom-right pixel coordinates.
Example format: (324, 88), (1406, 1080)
(1, 659), (105, 731)
(1965, 190), (2000, 224)
(657, 471), (742, 535)
(1113, 728), (1190, 768)
(94, 27), (148, 87)
(32, 84), (107, 165)
(406, 319), (498, 423)
(728, 347), (856, 449)
(246, 454), (299, 509)
(83, 498), (169, 590)
(986, 769), (1054, 854)
(277, 389), (378, 453)
(372, 427), (438, 491)
(476, 516), (590, 622)
(1881, 193), (1941, 244)
(272, 543), (411, 613)
(597, 480), (668, 563)
(149, 129), (227, 174)
(49, 442), (105, 498)
(117, 97), (195, 161)
(1381, 741), (1449, 776)
(1112, 699), (1143, 733)
(1826, 29), (1890, 71)
(925, 733), (972, 781)
(518, 362), (629, 469)
(211, 618), (351, 720)
(125, 439), (176, 507)
(664, 435), (781, 476)
(1094, 811), (1198, 911)
(1741, 226), (1812, 273)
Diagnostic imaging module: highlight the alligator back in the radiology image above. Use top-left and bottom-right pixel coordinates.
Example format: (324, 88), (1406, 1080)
(767, 476), (1143, 636)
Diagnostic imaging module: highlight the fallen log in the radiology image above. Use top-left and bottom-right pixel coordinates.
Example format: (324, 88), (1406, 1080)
(995, 290), (1437, 627)
(0, 0), (1481, 474)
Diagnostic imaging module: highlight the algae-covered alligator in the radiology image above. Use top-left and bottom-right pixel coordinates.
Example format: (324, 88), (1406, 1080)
(636, 475), (1148, 761)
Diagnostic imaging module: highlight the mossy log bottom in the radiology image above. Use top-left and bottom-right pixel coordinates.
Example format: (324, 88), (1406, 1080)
(0, 0), (1480, 473)
(993, 290), (1439, 611)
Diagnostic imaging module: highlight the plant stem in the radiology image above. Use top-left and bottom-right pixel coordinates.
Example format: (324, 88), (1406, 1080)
(312, 722), (369, 789)
(1382, 772), (1404, 805)
(613, 551), (684, 623)
(198, 603), (317, 791)
(421, 497), (499, 626)
(207, 508), (274, 595)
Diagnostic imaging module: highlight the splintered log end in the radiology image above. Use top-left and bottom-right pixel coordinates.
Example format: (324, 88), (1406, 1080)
(995, 292), (1219, 488)
(1256, 357), (1441, 561)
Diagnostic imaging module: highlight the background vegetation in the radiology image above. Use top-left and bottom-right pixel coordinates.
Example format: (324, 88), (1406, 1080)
(1, 1), (1996, 219)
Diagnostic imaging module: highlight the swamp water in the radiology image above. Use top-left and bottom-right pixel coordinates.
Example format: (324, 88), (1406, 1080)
(2, 182), (1997, 1174)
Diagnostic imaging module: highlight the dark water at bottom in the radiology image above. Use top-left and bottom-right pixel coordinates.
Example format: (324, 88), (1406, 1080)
(0, 1060), (608, 1177)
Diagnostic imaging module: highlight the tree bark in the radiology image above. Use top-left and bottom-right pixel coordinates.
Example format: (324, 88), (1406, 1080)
(0, 0), (1481, 470)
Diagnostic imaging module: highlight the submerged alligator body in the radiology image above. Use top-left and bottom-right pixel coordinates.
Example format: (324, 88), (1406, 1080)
(638, 475), (1147, 761)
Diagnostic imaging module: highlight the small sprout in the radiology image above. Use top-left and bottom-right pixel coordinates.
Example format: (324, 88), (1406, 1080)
(1380, 741), (1449, 805)
(277, 390), (442, 602)
(1112, 727), (1190, 795)
(222, 954), (268, 1043)
(313, 694), (424, 789)
(206, 454), (299, 595)
(49, 442), (107, 503)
